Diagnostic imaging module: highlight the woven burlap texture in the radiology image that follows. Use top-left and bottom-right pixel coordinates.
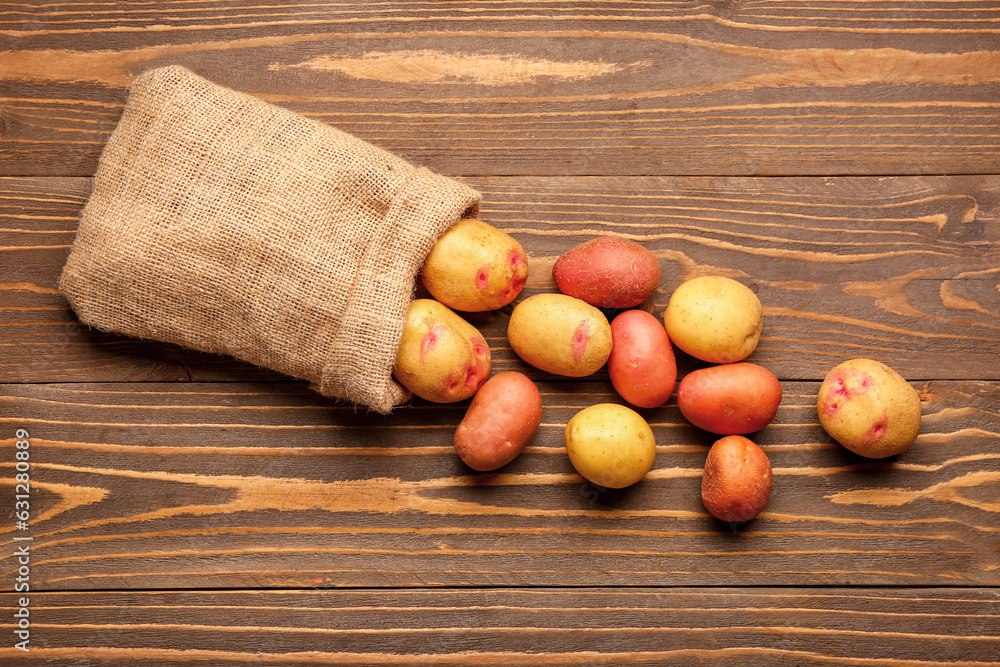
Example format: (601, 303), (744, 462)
(59, 65), (480, 413)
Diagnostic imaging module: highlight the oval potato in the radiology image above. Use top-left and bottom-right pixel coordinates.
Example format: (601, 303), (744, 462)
(817, 358), (921, 458)
(565, 403), (656, 489)
(608, 309), (677, 409)
(508, 293), (612, 377)
(393, 299), (490, 403)
(663, 276), (762, 363)
(553, 236), (661, 309)
(702, 435), (773, 524)
(677, 363), (782, 434)
(421, 218), (528, 312)
(454, 372), (542, 471)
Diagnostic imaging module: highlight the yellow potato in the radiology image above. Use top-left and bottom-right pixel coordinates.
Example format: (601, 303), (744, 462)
(663, 276), (762, 363)
(565, 403), (656, 488)
(817, 358), (921, 458)
(507, 293), (612, 377)
(393, 299), (490, 403)
(421, 218), (528, 312)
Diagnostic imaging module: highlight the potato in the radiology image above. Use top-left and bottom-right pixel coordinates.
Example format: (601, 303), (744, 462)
(507, 293), (612, 377)
(421, 218), (528, 312)
(565, 403), (656, 488)
(663, 276), (763, 363)
(393, 299), (490, 403)
(552, 236), (660, 308)
(817, 358), (921, 458)
(454, 372), (542, 471)
(607, 309), (677, 409)
(678, 363), (782, 435)
(701, 435), (773, 523)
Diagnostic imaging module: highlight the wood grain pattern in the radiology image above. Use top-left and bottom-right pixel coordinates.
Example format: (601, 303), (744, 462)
(2, 2), (1000, 176)
(3, 4), (999, 661)
(2, 175), (996, 383)
(2, 588), (999, 665)
(1, 380), (996, 589)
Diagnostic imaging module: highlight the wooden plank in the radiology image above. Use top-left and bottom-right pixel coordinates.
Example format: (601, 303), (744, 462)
(1, 588), (999, 665)
(2, 175), (997, 383)
(1, 380), (997, 590)
(3, 2), (1000, 177)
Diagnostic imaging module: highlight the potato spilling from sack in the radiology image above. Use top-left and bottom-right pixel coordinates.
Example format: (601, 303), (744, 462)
(565, 403), (656, 489)
(663, 276), (762, 363)
(421, 218), (528, 312)
(454, 372), (542, 471)
(508, 294), (612, 377)
(817, 358), (921, 458)
(393, 299), (490, 403)
(552, 236), (661, 309)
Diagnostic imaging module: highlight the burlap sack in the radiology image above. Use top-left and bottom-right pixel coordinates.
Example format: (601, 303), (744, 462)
(59, 66), (480, 413)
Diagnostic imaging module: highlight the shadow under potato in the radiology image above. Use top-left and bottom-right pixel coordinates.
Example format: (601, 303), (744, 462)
(717, 517), (755, 535)
(577, 480), (643, 507)
(828, 434), (906, 471)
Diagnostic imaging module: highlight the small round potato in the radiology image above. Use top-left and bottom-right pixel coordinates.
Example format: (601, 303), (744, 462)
(678, 363), (782, 435)
(817, 358), (921, 458)
(393, 299), (490, 403)
(421, 218), (528, 312)
(508, 293), (612, 377)
(663, 276), (762, 363)
(702, 435), (773, 524)
(608, 309), (677, 409)
(454, 372), (542, 471)
(553, 236), (661, 309)
(565, 403), (656, 489)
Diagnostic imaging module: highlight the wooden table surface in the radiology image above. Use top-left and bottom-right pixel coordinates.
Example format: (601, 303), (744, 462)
(2, 2), (999, 665)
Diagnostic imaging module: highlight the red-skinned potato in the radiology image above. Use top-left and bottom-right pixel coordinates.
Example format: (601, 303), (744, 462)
(608, 309), (677, 409)
(454, 372), (542, 471)
(678, 363), (782, 434)
(553, 236), (660, 309)
(702, 435), (773, 523)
